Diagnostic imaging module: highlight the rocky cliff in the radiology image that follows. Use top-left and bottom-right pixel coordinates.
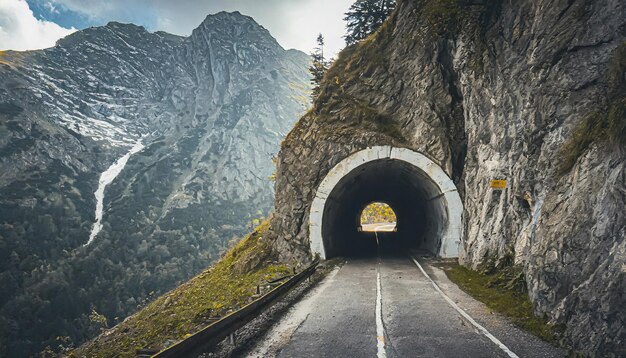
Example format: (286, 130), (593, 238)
(0, 12), (309, 356)
(269, 0), (625, 356)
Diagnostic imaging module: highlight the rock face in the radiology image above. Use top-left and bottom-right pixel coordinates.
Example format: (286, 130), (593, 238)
(0, 12), (309, 356)
(269, 0), (625, 356)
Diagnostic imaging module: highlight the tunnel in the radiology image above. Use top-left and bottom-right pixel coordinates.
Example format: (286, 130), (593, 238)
(308, 146), (462, 259)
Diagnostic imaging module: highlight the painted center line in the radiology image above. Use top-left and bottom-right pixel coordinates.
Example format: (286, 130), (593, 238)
(410, 256), (519, 358)
(375, 267), (387, 358)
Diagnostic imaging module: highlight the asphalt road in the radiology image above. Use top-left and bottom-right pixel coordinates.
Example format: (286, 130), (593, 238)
(246, 257), (565, 358)
(361, 223), (397, 232)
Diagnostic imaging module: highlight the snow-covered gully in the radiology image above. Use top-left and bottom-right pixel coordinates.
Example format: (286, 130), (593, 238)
(86, 139), (144, 246)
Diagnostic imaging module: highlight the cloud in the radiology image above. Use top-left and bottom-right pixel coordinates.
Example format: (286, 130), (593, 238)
(148, 0), (353, 58)
(0, 0), (75, 51)
(1, 0), (353, 56)
(44, 1), (60, 15)
(50, 0), (352, 57)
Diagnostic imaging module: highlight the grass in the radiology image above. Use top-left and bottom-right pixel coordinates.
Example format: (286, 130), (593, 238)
(422, 0), (461, 37)
(289, 12), (409, 146)
(71, 220), (290, 358)
(558, 42), (626, 175)
(0, 50), (21, 66)
(435, 261), (561, 343)
(324, 15), (395, 89)
(281, 26), (408, 148)
(285, 0), (476, 149)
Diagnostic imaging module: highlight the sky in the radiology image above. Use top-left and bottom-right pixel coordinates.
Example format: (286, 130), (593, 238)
(0, 0), (354, 57)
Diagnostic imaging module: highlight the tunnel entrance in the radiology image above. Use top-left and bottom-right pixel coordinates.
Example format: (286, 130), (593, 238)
(309, 146), (462, 259)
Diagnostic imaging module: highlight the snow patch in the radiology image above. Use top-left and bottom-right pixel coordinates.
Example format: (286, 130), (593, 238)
(85, 139), (144, 246)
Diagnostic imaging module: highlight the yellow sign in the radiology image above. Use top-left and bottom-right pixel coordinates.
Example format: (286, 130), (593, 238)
(490, 180), (507, 189)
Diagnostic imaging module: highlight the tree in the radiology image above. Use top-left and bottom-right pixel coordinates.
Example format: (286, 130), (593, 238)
(344, 0), (396, 45)
(360, 202), (396, 225)
(88, 309), (108, 334)
(309, 33), (329, 101)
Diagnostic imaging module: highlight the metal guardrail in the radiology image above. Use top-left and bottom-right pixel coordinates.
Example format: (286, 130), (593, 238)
(151, 259), (320, 358)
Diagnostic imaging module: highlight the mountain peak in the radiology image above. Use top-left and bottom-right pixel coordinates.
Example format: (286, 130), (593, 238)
(202, 10), (247, 22)
(104, 21), (147, 32)
(197, 11), (271, 37)
(191, 10), (282, 51)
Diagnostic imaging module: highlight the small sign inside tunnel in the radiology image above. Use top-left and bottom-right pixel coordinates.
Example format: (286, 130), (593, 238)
(490, 179), (507, 189)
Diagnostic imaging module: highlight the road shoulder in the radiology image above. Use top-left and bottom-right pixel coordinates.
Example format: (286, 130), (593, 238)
(416, 257), (566, 358)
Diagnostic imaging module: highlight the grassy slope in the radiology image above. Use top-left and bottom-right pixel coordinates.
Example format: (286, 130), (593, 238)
(71, 221), (290, 357)
(436, 262), (560, 343)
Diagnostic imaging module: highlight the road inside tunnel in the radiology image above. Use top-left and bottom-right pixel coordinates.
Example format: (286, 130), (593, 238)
(309, 146), (462, 260)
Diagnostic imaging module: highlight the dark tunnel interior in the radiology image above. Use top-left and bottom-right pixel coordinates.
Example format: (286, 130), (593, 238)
(321, 159), (449, 258)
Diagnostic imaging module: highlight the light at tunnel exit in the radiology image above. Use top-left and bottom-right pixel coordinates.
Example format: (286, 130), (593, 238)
(360, 202), (397, 232)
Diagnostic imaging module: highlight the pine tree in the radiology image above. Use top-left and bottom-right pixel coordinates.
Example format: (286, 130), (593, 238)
(309, 33), (329, 101)
(344, 0), (396, 46)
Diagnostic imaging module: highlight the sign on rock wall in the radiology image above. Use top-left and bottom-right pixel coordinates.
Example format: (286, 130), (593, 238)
(490, 180), (507, 190)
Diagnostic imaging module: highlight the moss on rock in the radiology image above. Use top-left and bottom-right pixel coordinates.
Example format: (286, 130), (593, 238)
(422, 0), (461, 37)
(558, 42), (626, 175)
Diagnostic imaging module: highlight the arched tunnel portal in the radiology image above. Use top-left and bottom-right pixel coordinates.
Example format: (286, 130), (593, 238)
(309, 146), (462, 259)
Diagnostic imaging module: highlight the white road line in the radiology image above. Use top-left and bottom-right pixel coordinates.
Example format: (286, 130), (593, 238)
(410, 257), (519, 358)
(375, 268), (387, 358)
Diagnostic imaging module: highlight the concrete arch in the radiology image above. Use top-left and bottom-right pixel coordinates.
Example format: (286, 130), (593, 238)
(308, 146), (462, 259)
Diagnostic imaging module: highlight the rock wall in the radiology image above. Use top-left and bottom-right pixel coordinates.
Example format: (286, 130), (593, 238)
(269, 0), (625, 355)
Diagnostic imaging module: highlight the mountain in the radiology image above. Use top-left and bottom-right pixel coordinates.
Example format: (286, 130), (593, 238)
(0, 11), (309, 356)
